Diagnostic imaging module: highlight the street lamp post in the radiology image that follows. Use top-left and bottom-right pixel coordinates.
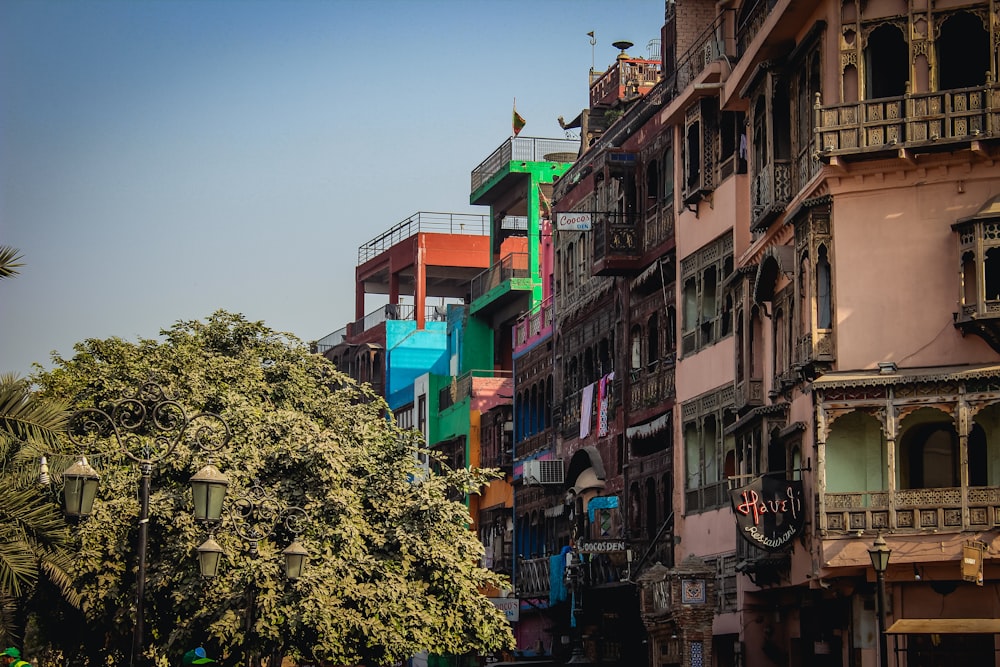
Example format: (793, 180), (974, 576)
(868, 532), (892, 667)
(194, 481), (310, 665)
(68, 380), (231, 665)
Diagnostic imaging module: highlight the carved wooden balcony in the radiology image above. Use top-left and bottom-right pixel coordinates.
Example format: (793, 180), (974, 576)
(628, 363), (676, 415)
(592, 211), (644, 276)
(815, 82), (1000, 163)
(820, 485), (1000, 535)
(751, 159), (792, 231)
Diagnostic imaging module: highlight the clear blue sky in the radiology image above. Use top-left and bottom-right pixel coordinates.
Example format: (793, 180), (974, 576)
(0, 0), (662, 377)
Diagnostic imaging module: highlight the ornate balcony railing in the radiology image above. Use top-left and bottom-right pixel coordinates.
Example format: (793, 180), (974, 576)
(735, 0), (779, 58)
(815, 82), (1000, 158)
(751, 159), (792, 230)
(517, 555), (551, 598)
(470, 252), (530, 302)
(590, 56), (661, 108)
(514, 295), (555, 349)
(628, 363), (676, 413)
(644, 201), (675, 251)
(821, 485), (1000, 535)
(675, 13), (730, 93)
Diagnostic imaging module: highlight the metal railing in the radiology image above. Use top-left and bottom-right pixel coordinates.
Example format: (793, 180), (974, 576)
(517, 556), (552, 598)
(471, 137), (579, 193)
(313, 326), (347, 354)
(470, 252), (530, 302)
(357, 212), (489, 263)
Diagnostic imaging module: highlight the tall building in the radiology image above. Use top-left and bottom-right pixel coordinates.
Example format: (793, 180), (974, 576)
(317, 1), (1000, 664)
(543, 0), (1000, 666)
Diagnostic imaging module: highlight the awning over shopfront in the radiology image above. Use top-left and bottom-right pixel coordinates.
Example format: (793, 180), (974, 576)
(885, 618), (1000, 634)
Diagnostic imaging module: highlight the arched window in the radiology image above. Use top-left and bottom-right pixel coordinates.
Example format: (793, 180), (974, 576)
(704, 415), (718, 484)
(817, 245), (832, 329)
(750, 305), (764, 379)
(865, 24), (909, 99)
(646, 161), (659, 212)
(629, 481), (642, 534)
(969, 424), (988, 487)
(774, 306), (786, 376)
(938, 12), (989, 90)
(800, 253), (812, 335)
(683, 278), (698, 333)
(962, 251), (978, 306)
(645, 478), (658, 539)
(985, 247), (1000, 301)
(630, 325), (643, 370)
(648, 313), (660, 368)
(900, 422), (959, 489)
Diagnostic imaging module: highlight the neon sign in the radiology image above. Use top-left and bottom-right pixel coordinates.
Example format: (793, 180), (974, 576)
(729, 476), (805, 552)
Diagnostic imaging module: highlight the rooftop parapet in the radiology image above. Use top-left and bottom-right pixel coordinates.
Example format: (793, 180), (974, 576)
(357, 211), (489, 264)
(470, 137), (579, 194)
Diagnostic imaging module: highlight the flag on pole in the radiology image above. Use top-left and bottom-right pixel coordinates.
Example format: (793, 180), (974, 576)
(513, 99), (526, 136)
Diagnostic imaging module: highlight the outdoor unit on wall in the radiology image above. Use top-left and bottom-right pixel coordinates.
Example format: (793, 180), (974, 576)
(522, 459), (565, 486)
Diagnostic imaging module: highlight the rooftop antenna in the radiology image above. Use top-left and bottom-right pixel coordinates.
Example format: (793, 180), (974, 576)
(588, 31), (596, 73)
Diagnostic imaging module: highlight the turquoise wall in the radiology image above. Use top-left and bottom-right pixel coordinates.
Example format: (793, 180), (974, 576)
(385, 320), (449, 411)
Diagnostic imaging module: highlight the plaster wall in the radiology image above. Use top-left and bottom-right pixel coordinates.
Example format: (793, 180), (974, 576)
(674, 335), (735, 402)
(676, 507), (737, 562)
(675, 173), (740, 261)
(828, 171), (1000, 369)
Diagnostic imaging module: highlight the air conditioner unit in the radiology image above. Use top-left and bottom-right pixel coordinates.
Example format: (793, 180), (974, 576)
(522, 459), (565, 486)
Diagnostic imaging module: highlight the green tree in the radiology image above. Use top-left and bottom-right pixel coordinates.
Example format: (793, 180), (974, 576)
(0, 375), (77, 646)
(0, 246), (79, 646)
(32, 311), (514, 666)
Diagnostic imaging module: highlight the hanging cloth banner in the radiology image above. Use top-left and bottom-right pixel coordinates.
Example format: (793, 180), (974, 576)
(730, 475), (805, 552)
(579, 382), (595, 439)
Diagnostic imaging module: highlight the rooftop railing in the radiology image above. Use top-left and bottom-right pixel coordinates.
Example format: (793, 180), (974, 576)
(313, 326), (347, 354)
(357, 212), (489, 264)
(471, 137), (579, 193)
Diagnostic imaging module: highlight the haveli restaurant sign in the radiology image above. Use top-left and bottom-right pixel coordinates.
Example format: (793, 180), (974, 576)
(729, 476), (805, 552)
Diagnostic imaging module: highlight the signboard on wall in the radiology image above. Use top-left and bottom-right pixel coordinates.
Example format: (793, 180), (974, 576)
(555, 212), (592, 231)
(962, 541), (985, 586)
(730, 476), (805, 552)
(489, 597), (519, 622)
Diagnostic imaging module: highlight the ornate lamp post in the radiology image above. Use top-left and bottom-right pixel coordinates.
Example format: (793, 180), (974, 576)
(868, 532), (892, 667)
(194, 480), (310, 665)
(68, 380), (231, 665)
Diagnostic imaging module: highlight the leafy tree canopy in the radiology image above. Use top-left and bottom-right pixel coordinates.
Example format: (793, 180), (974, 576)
(32, 311), (514, 666)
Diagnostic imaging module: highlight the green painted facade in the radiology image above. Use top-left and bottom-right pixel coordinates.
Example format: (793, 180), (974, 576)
(470, 159), (571, 313)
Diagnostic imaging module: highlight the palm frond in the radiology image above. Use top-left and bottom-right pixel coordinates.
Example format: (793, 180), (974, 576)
(37, 549), (82, 608)
(0, 376), (69, 452)
(0, 247), (23, 281)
